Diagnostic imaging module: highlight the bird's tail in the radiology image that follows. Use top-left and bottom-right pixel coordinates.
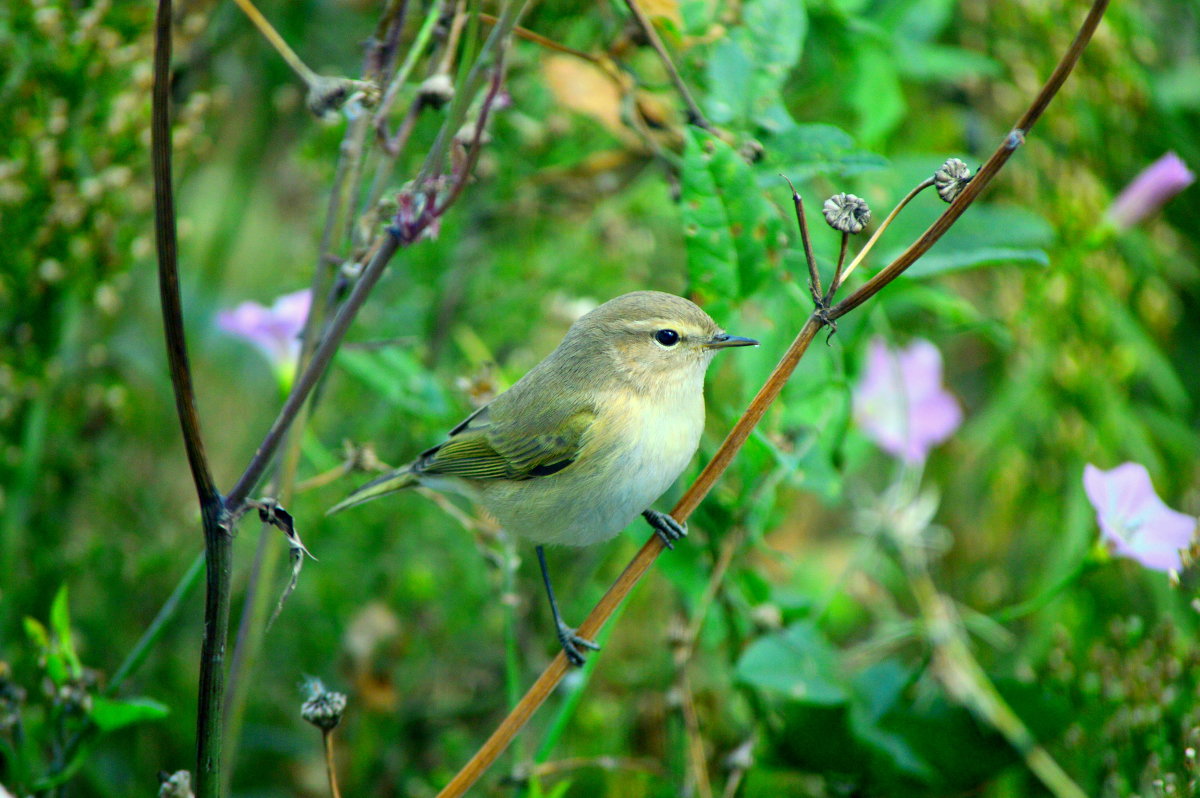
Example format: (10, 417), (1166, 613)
(327, 468), (419, 515)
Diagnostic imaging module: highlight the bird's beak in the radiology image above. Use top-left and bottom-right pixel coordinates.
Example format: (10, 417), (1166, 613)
(705, 332), (759, 349)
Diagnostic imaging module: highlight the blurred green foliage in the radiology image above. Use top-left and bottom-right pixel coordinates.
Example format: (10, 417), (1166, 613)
(2, 0), (1198, 795)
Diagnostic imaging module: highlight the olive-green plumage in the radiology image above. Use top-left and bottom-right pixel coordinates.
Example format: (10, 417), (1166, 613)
(329, 291), (756, 546)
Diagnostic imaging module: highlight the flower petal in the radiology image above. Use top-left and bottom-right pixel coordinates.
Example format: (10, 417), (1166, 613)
(1083, 462), (1197, 572)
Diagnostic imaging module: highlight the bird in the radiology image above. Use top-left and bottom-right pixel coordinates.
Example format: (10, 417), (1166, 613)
(329, 290), (757, 664)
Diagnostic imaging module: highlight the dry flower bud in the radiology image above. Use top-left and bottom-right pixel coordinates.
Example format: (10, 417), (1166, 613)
(822, 193), (871, 234)
(934, 158), (973, 203)
(301, 679), (347, 731)
(158, 770), (195, 798)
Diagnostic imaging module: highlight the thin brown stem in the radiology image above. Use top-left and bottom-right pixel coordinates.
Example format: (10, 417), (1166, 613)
(825, 232), (849, 305)
(322, 730), (343, 798)
(231, 0), (319, 85)
(620, 0), (713, 131)
(833, 177), (934, 294)
(781, 177), (822, 306)
(435, 0), (1110, 792)
(225, 230), (401, 511)
(479, 13), (602, 63)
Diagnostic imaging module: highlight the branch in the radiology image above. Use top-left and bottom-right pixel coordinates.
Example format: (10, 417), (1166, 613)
(151, 0), (233, 794)
(435, 0), (1111, 793)
(620, 0), (714, 132)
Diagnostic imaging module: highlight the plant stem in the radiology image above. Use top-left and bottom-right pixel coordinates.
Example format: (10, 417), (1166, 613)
(230, 0), (319, 85)
(832, 177), (933, 293)
(323, 730), (343, 798)
(152, 0), (231, 793)
(620, 0), (713, 131)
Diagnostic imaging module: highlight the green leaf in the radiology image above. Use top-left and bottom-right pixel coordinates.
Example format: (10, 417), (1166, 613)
(850, 41), (905, 146)
(681, 129), (786, 313)
(897, 43), (1003, 81)
(762, 119), (888, 179)
(90, 696), (170, 732)
(736, 622), (847, 704)
(704, 0), (807, 127)
(903, 247), (1049, 278)
(50, 585), (83, 680)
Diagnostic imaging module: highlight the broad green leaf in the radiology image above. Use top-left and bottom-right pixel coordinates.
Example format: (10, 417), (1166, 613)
(897, 43), (1003, 81)
(763, 120), (888, 179)
(90, 696), (170, 732)
(704, 0), (807, 127)
(736, 621), (847, 704)
(850, 41), (905, 145)
(904, 247), (1049, 278)
(681, 129), (786, 312)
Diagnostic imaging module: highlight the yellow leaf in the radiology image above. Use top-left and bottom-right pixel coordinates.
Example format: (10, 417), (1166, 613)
(541, 55), (625, 137)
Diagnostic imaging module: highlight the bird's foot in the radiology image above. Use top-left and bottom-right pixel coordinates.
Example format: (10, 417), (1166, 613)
(556, 621), (600, 667)
(643, 509), (688, 550)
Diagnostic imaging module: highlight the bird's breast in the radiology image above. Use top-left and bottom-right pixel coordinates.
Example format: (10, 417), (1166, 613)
(481, 387), (705, 546)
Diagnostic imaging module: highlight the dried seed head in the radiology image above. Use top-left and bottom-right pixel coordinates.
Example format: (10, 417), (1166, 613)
(823, 193), (871, 234)
(417, 74), (456, 110)
(158, 770), (195, 798)
(301, 678), (347, 731)
(934, 158), (973, 203)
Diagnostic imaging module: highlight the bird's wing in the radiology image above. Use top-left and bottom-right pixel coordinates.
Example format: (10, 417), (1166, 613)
(413, 403), (597, 481)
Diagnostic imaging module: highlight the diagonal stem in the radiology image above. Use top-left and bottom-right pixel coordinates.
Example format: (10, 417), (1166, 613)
(434, 0), (1111, 793)
(620, 0), (714, 131)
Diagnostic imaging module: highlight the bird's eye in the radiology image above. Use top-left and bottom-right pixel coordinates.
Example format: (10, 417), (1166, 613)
(654, 329), (680, 347)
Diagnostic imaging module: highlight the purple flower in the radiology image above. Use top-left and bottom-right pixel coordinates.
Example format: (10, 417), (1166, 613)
(1083, 463), (1196, 572)
(217, 289), (312, 379)
(852, 338), (963, 464)
(1107, 152), (1195, 230)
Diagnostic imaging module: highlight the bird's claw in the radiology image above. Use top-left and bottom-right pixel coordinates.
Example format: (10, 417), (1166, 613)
(643, 509), (688, 550)
(556, 623), (600, 667)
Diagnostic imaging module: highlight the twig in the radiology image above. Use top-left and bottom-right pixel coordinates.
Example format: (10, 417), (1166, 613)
(230, 0), (319, 85)
(831, 177), (934, 294)
(225, 230), (402, 511)
(152, 0), (231, 793)
(620, 0), (714, 131)
(322, 730), (343, 798)
(782, 177), (822, 305)
(479, 13), (602, 63)
(434, 0), (1110, 793)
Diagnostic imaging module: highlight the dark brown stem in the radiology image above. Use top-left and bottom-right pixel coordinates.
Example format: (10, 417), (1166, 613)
(435, 0), (1110, 793)
(620, 0), (713, 131)
(152, 0), (231, 794)
(825, 232), (849, 305)
(225, 232), (401, 511)
(781, 177), (822, 306)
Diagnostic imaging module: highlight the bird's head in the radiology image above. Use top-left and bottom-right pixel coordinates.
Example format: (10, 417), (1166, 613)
(561, 291), (757, 394)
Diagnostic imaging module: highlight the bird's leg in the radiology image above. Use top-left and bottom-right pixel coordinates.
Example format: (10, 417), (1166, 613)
(536, 545), (599, 666)
(642, 508), (687, 550)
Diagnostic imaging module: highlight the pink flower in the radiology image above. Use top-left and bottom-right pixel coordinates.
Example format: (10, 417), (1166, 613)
(1084, 463), (1196, 572)
(1107, 152), (1195, 230)
(852, 338), (963, 464)
(217, 289), (312, 378)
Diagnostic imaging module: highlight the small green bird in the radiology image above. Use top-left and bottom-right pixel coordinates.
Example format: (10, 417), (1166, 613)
(330, 291), (757, 664)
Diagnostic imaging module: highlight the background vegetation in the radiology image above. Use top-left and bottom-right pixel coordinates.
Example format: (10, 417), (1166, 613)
(2, 0), (1198, 795)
